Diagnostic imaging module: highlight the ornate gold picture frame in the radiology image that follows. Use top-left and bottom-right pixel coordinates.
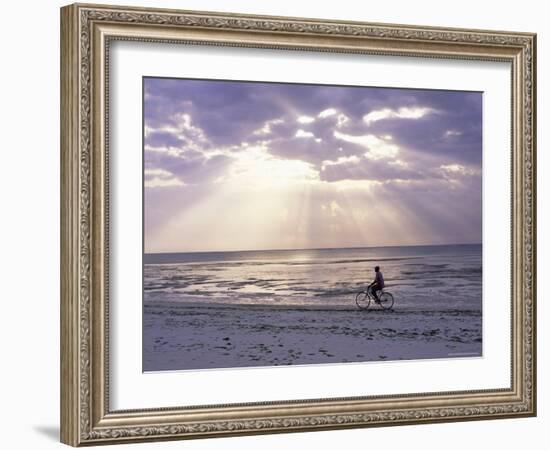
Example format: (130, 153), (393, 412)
(60, 2), (536, 446)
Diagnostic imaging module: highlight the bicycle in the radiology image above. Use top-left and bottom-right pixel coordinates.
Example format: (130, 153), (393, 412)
(355, 286), (394, 310)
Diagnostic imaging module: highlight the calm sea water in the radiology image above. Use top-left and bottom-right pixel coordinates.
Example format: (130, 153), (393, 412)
(143, 244), (482, 311)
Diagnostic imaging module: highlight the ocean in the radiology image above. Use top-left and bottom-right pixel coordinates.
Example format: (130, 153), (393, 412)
(143, 244), (482, 311)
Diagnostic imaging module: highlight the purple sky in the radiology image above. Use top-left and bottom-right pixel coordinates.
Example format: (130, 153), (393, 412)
(144, 77), (482, 253)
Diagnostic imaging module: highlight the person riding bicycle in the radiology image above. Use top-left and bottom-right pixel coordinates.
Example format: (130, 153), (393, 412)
(369, 266), (385, 303)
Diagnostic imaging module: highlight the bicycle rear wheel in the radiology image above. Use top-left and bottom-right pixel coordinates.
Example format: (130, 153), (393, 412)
(355, 291), (371, 310)
(378, 292), (394, 310)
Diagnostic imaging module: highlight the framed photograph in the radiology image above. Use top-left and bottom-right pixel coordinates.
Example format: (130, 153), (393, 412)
(60, 3), (536, 446)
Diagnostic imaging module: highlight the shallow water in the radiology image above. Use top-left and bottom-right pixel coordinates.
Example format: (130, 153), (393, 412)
(144, 244), (482, 311)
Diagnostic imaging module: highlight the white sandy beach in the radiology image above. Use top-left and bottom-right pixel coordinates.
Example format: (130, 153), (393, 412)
(143, 300), (482, 371)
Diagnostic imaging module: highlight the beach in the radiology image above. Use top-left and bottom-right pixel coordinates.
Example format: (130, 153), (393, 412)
(144, 302), (481, 371)
(143, 244), (482, 371)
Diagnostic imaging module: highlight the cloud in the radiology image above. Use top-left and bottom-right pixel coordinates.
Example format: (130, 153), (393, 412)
(297, 115), (315, 124)
(224, 145), (319, 187)
(440, 164), (480, 177)
(444, 129), (463, 138)
(333, 131), (399, 160)
(322, 155), (361, 166)
(252, 118), (284, 136)
(144, 77), (482, 190)
(335, 113), (350, 128)
(145, 140), (233, 187)
(145, 112), (210, 154)
(145, 130), (184, 149)
(316, 109), (349, 128)
(363, 106), (436, 125)
(320, 155), (424, 182)
(145, 177), (185, 188)
(318, 108), (337, 118)
(144, 78), (481, 168)
(144, 169), (185, 188)
(295, 129), (316, 138)
(363, 92), (482, 166)
(166, 152), (231, 185)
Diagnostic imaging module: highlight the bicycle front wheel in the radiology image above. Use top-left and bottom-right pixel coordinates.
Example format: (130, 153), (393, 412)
(355, 291), (371, 310)
(378, 292), (394, 310)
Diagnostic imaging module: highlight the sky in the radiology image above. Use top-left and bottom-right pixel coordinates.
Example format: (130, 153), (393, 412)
(143, 77), (482, 253)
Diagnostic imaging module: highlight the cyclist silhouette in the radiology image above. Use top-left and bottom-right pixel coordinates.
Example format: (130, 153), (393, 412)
(369, 266), (385, 303)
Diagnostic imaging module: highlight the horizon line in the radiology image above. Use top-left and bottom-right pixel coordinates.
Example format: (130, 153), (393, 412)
(144, 242), (482, 256)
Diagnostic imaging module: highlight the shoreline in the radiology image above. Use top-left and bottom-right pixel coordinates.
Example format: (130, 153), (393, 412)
(144, 298), (482, 314)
